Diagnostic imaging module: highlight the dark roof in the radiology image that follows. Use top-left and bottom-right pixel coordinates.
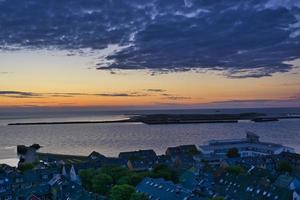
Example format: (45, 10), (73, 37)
(119, 149), (157, 161)
(166, 145), (198, 157)
(214, 169), (291, 200)
(128, 159), (156, 171)
(136, 177), (203, 200)
(88, 151), (106, 160)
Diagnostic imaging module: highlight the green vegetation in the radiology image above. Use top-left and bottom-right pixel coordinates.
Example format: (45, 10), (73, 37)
(100, 165), (130, 183)
(226, 148), (240, 158)
(149, 164), (179, 183)
(18, 163), (34, 172)
(116, 173), (145, 186)
(79, 164), (178, 197)
(277, 161), (292, 174)
(92, 173), (113, 195)
(110, 184), (135, 200)
(78, 169), (95, 191)
(226, 165), (245, 175)
(130, 193), (149, 200)
(211, 197), (225, 200)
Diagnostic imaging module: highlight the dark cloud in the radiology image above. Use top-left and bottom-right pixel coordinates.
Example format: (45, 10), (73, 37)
(0, 0), (300, 78)
(208, 95), (300, 105)
(0, 91), (148, 98)
(160, 93), (191, 100)
(0, 91), (41, 98)
(47, 92), (87, 98)
(95, 92), (147, 97)
(146, 89), (167, 92)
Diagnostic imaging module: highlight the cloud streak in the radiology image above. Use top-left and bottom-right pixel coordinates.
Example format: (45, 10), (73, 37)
(0, 91), (41, 98)
(95, 92), (147, 97)
(0, 91), (149, 98)
(0, 0), (299, 78)
(145, 89), (167, 93)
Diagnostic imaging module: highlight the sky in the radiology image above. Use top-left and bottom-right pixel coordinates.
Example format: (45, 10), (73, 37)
(0, 0), (300, 109)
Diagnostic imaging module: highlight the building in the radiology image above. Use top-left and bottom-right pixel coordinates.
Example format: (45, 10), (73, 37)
(166, 145), (199, 157)
(119, 150), (158, 170)
(119, 150), (157, 162)
(274, 174), (300, 190)
(136, 177), (203, 200)
(166, 145), (199, 169)
(199, 132), (295, 157)
(127, 159), (157, 172)
(214, 168), (292, 200)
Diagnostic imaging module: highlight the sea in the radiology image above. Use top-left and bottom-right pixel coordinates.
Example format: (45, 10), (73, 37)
(0, 107), (300, 166)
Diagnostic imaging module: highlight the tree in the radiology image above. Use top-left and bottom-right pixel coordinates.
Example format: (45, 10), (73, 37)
(226, 165), (245, 175)
(150, 164), (178, 183)
(101, 165), (129, 183)
(211, 197), (224, 200)
(18, 163), (34, 172)
(226, 148), (240, 158)
(278, 161), (292, 173)
(79, 169), (96, 191)
(117, 173), (145, 186)
(92, 173), (113, 195)
(110, 184), (135, 200)
(130, 193), (149, 200)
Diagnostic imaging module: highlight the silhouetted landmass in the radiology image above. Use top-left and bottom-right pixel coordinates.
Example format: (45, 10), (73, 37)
(7, 113), (300, 126)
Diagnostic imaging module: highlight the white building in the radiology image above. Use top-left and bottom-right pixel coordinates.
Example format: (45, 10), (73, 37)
(199, 132), (295, 157)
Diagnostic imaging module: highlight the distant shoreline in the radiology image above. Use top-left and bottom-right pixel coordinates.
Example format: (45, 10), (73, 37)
(7, 113), (300, 126)
(8, 119), (133, 126)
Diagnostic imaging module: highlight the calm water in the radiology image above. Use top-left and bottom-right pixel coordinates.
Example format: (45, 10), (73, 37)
(0, 108), (300, 165)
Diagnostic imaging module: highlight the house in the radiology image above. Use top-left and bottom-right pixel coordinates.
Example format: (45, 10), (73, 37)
(136, 177), (203, 200)
(274, 174), (300, 190)
(166, 145), (199, 157)
(127, 159), (156, 172)
(278, 152), (300, 169)
(49, 174), (94, 200)
(119, 150), (157, 162)
(119, 150), (158, 170)
(166, 145), (199, 169)
(214, 168), (292, 200)
(179, 168), (199, 190)
(197, 154), (227, 167)
(157, 155), (172, 166)
(88, 151), (106, 161)
(199, 132), (295, 157)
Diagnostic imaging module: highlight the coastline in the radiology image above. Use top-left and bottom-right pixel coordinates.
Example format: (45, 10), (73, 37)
(8, 112), (300, 126)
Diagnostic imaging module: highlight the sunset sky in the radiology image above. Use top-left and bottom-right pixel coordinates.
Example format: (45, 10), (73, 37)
(1, 0), (300, 109)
